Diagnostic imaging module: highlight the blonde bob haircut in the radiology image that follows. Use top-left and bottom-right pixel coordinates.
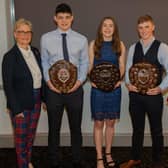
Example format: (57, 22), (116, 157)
(14, 18), (33, 32)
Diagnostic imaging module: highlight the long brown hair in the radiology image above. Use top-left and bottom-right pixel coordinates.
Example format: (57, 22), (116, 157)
(94, 16), (121, 58)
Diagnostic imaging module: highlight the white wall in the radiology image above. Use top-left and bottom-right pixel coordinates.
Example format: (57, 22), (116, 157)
(0, 0), (8, 84)
(0, 0), (12, 134)
(0, 0), (168, 146)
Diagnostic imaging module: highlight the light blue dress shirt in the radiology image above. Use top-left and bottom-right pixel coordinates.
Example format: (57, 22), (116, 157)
(125, 37), (168, 90)
(40, 28), (89, 83)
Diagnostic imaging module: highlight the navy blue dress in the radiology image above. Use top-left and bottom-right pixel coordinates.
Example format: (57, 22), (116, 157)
(91, 41), (121, 120)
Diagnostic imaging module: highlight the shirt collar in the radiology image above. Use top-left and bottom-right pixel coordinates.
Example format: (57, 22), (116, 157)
(140, 36), (155, 47)
(18, 44), (31, 58)
(57, 28), (72, 36)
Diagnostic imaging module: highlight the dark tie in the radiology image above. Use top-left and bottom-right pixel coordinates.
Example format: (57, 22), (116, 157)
(61, 33), (69, 61)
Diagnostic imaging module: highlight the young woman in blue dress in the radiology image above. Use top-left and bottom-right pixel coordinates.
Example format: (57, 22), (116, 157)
(89, 17), (126, 168)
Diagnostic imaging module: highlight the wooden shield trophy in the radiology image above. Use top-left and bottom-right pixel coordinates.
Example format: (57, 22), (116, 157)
(49, 60), (77, 93)
(129, 62), (159, 94)
(90, 62), (120, 92)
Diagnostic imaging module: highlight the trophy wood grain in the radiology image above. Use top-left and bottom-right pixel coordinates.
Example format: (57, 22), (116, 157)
(90, 62), (120, 92)
(49, 60), (77, 93)
(129, 62), (159, 94)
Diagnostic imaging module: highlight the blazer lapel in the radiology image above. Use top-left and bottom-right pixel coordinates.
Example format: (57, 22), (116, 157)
(14, 45), (33, 77)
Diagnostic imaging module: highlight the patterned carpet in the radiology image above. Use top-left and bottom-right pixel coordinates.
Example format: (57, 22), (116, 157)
(0, 147), (167, 168)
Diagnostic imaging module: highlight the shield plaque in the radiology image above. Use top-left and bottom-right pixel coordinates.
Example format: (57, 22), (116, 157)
(49, 60), (77, 93)
(129, 62), (159, 94)
(90, 62), (120, 92)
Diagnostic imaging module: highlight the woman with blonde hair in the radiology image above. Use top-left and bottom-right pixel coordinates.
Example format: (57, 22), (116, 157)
(2, 18), (45, 168)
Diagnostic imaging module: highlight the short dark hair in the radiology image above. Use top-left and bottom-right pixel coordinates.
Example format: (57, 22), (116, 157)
(137, 14), (154, 25)
(55, 3), (72, 15)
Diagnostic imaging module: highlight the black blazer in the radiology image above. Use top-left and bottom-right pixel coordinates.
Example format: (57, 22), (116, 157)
(2, 44), (45, 116)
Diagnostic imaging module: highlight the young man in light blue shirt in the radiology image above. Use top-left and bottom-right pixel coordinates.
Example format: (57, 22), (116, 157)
(121, 15), (168, 168)
(41, 3), (89, 168)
